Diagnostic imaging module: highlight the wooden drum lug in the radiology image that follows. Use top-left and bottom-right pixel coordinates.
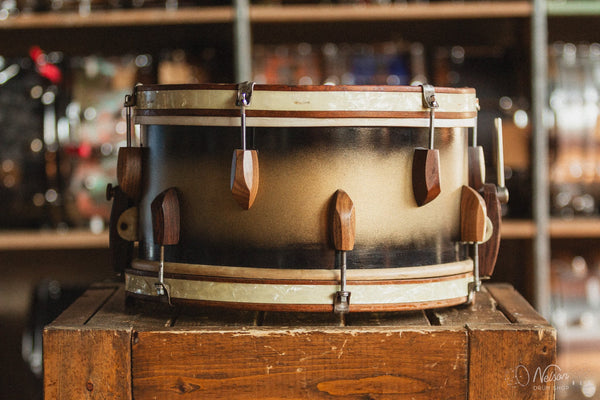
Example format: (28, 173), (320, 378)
(230, 149), (259, 210)
(117, 147), (145, 201)
(413, 84), (441, 207)
(460, 185), (487, 295)
(331, 190), (356, 315)
(151, 187), (181, 303)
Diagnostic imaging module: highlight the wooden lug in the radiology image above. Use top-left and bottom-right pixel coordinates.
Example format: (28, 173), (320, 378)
(117, 147), (145, 201)
(468, 146), (486, 191)
(151, 188), (180, 246)
(479, 184), (502, 277)
(332, 190), (356, 251)
(460, 185), (487, 243)
(230, 149), (259, 210)
(412, 148), (441, 207)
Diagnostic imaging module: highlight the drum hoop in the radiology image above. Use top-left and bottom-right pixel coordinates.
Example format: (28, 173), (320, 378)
(130, 258), (473, 282)
(133, 85), (478, 127)
(136, 83), (476, 94)
(124, 267), (473, 311)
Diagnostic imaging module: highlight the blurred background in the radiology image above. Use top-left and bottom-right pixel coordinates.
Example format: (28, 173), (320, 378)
(0, 0), (598, 398)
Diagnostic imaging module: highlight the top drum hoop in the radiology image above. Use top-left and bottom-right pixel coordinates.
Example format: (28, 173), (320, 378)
(133, 84), (478, 128)
(121, 84), (482, 312)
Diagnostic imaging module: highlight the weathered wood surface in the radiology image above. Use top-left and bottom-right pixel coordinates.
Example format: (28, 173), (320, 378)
(44, 283), (556, 400)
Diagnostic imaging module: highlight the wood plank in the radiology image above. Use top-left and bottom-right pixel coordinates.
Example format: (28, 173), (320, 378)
(249, 2), (532, 23)
(501, 219), (536, 239)
(132, 327), (467, 399)
(86, 287), (176, 330)
(486, 283), (549, 325)
(348, 311), (431, 327)
(549, 218), (600, 238)
(468, 326), (556, 400)
(43, 328), (132, 400)
(174, 307), (260, 328)
(0, 230), (108, 250)
(429, 288), (509, 326)
(49, 287), (117, 327)
(0, 7), (233, 30)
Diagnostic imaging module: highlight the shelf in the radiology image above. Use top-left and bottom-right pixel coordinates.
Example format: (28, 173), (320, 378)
(549, 218), (600, 238)
(0, 6), (234, 30)
(502, 219), (600, 239)
(0, 1), (531, 31)
(0, 230), (108, 250)
(547, 0), (600, 16)
(249, 2), (532, 22)
(502, 219), (537, 239)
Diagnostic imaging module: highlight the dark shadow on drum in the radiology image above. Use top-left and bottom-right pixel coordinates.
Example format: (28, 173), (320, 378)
(138, 124), (467, 270)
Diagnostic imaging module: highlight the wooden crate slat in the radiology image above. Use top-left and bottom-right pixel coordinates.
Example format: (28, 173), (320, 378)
(87, 288), (177, 330)
(43, 328), (132, 399)
(132, 328), (467, 400)
(485, 283), (549, 325)
(429, 287), (509, 326)
(348, 310), (431, 327)
(48, 287), (117, 327)
(468, 327), (557, 400)
(174, 308), (261, 328)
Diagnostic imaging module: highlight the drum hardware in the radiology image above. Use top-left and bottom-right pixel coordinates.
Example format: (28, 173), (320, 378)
(460, 185), (488, 295)
(231, 81), (259, 210)
(331, 190), (356, 315)
(468, 99), (485, 191)
(478, 118), (509, 278)
(412, 84), (441, 206)
(123, 84), (485, 311)
(151, 187), (181, 304)
(106, 183), (133, 276)
(117, 92), (145, 202)
(116, 206), (139, 242)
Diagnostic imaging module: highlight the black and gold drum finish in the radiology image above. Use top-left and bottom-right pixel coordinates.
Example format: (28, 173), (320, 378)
(110, 83), (505, 312)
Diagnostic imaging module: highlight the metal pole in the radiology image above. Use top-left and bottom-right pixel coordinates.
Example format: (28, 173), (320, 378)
(532, 0), (550, 318)
(234, 0), (252, 82)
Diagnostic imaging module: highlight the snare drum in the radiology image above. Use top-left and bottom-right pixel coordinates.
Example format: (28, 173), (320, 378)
(117, 84), (484, 312)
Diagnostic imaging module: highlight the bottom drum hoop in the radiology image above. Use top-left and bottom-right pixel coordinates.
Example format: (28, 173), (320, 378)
(125, 259), (473, 312)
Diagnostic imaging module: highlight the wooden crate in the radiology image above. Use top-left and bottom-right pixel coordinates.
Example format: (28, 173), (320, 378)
(44, 283), (556, 400)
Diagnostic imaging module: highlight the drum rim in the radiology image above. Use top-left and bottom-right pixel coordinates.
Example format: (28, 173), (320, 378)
(135, 83), (476, 95)
(124, 264), (473, 312)
(130, 258), (473, 282)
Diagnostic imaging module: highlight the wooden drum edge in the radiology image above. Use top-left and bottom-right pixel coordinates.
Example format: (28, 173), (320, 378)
(124, 261), (473, 312)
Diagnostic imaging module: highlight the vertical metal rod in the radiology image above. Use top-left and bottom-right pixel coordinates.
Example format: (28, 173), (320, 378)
(159, 246), (165, 285)
(234, 0), (252, 82)
(472, 243), (480, 292)
(532, 0), (550, 318)
(472, 117), (478, 147)
(429, 108), (435, 150)
(340, 251), (347, 292)
(240, 98), (247, 151)
(126, 103), (132, 148)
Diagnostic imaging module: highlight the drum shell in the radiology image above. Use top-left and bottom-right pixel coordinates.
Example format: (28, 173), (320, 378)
(137, 124), (469, 269)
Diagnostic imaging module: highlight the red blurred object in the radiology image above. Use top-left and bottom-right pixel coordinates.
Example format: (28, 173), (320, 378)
(29, 46), (62, 84)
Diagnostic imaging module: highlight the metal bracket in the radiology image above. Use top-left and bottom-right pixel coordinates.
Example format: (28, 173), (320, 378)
(236, 81), (255, 107)
(421, 84), (439, 150)
(236, 81), (255, 151)
(334, 252), (351, 314)
(334, 291), (351, 314)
